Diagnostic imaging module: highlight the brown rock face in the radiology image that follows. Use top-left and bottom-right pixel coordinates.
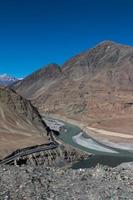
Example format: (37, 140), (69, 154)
(13, 41), (133, 128)
(13, 63), (61, 99)
(0, 86), (49, 159)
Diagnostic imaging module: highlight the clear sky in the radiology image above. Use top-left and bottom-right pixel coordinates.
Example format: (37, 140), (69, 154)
(0, 0), (133, 77)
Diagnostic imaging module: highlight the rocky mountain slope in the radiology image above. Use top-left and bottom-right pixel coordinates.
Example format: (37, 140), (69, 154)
(13, 41), (133, 132)
(13, 63), (61, 99)
(0, 86), (49, 159)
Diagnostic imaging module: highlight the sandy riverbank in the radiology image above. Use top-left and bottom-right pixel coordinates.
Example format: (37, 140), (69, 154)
(45, 114), (133, 138)
(72, 132), (118, 153)
(85, 127), (133, 138)
(44, 114), (133, 150)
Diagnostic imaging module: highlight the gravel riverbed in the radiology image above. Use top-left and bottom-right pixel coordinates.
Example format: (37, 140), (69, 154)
(1, 162), (133, 200)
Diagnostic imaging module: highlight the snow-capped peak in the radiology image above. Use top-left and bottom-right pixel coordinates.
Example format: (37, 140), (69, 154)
(0, 73), (21, 86)
(0, 73), (8, 78)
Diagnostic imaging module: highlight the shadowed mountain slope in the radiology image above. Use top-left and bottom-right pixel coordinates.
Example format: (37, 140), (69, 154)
(0, 86), (49, 159)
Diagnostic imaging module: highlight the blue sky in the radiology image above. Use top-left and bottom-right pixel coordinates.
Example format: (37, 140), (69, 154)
(0, 0), (133, 77)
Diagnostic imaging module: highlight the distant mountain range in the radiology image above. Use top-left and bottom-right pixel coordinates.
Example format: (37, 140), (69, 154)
(0, 73), (23, 86)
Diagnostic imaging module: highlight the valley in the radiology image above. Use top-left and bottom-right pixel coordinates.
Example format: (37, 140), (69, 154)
(13, 41), (133, 141)
(1, 41), (133, 167)
(1, 0), (133, 198)
(1, 41), (133, 199)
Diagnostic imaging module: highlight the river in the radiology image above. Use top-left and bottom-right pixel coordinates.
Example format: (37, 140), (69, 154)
(43, 116), (133, 168)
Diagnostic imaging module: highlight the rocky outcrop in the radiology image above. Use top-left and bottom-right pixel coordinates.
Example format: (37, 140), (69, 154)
(6, 144), (89, 167)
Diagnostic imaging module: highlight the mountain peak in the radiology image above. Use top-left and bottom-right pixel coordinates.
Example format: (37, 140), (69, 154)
(12, 63), (62, 99)
(0, 73), (19, 86)
(98, 40), (116, 45)
(95, 40), (132, 50)
(0, 73), (8, 78)
(44, 63), (61, 74)
(26, 63), (61, 81)
(94, 40), (120, 50)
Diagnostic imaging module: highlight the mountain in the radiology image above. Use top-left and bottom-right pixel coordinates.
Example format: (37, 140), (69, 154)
(13, 63), (61, 99)
(0, 74), (21, 86)
(13, 41), (133, 133)
(0, 86), (49, 159)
